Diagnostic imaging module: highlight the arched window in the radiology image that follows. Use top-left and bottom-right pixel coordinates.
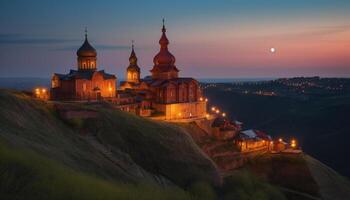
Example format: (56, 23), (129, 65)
(133, 73), (137, 80)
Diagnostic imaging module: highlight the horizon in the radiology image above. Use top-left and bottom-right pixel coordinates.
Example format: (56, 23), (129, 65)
(0, 0), (349, 78)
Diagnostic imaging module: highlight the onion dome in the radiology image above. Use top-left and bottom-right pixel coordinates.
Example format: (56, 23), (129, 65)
(76, 29), (97, 57)
(127, 41), (140, 72)
(153, 20), (176, 66)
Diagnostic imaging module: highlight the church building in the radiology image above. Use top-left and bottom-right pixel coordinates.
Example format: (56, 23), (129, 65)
(50, 30), (116, 101)
(120, 21), (207, 120)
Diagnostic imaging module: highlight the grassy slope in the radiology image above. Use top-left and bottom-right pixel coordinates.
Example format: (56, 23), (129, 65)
(3, 90), (347, 200)
(0, 90), (220, 199)
(0, 142), (193, 200)
(305, 155), (350, 200)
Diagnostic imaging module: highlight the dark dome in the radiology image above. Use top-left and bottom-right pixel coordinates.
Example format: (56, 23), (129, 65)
(127, 46), (140, 72)
(76, 38), (97, 57)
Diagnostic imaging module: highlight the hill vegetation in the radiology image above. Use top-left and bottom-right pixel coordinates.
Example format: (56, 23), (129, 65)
(1, 89), (349, 199)
(0, 90), (287, 199)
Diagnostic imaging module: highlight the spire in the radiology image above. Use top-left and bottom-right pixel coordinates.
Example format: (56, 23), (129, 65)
(131, 40), (134, 50)
(129, 40), (138, 66)
(84, 27), (88, 40)
(162, 18), (166, 33)
(159, 19), (169, 49)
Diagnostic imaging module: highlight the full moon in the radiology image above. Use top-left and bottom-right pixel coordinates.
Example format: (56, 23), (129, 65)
(270, 47), (276, 53)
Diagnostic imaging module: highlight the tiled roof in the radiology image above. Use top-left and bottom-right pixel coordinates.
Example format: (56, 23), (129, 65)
(55, 70), (116, 81)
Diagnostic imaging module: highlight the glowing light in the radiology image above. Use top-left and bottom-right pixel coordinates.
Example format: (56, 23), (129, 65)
(205, 98), (208, 102)
(211, 107), (216, 111)
(278, 138), (283, 142)
(199, 97), (203, 101)
(215, 110), (220, 114)
(108, 87), (112, 92)
(42, 89), (46, 93)
(291, 139), (297, 148)
(270, 47), (276, 53)
(222, 113), (226, 117)
(205, 114), (209, 118)
(35, 88), (40, 95)
(178, 113), (182, 116)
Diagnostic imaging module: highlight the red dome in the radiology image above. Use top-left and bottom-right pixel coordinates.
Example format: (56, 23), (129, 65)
(153, 25), (176, 66)
(153, 50), (176, 65)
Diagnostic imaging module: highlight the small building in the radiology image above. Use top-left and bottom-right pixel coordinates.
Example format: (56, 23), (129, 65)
(50, 30), (116, 101)
(234, 129), (271, 152)
(211, 117), (240, 140)
(272, 138), (287, 152)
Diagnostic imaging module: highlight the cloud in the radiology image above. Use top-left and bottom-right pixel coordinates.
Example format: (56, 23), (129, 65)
(251, 24), (350, 40)
(0, 33), (78, 44)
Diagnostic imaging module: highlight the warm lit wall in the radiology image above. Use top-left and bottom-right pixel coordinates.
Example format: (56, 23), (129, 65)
(153, 101), (207, 120)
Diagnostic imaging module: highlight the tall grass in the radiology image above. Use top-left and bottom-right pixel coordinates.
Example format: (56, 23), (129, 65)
(0, 142), (201, 200)
(221, 170), (286, 200)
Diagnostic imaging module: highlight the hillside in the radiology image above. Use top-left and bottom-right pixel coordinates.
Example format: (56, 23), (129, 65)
(1, 90), (350, 200)
(204, 84), (350, 178)
(0, 90), (221, 199)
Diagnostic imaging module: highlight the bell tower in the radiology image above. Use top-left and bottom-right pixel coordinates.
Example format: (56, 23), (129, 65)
(126, 40), (140, 83)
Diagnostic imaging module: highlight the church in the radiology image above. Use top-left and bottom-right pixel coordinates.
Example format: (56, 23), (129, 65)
(50, 21), (207, 120)
(120, 21), (207, 120)
(50, 30), (116, 101)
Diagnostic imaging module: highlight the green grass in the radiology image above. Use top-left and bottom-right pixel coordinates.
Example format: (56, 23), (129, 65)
(0, 141), (197, 200)
(245, 154), (320, 196)
(221, 170), (287, 200)
(0, 90), (220, 199)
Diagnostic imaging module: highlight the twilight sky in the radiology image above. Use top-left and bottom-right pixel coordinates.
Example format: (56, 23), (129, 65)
(0, 0), (349, 78)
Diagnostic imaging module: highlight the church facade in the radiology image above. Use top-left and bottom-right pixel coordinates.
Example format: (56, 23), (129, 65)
(51, 22), (207, 120)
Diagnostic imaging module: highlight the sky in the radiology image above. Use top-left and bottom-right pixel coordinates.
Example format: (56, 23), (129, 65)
(0, 0), (350, 78)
